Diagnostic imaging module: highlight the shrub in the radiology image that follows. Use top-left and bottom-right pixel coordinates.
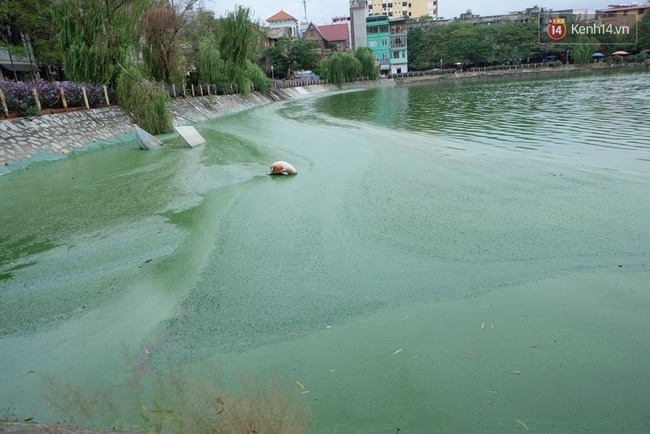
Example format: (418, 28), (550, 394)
(0, 80), (110, 112)
(0, 80), (35, 111)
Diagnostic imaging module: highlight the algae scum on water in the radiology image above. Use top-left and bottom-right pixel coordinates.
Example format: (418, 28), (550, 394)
(1, 71), (650, 433)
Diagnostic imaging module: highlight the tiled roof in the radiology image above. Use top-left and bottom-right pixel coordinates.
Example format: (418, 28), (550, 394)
(267, 10), (297, 22)
(317, 23), (349, 42)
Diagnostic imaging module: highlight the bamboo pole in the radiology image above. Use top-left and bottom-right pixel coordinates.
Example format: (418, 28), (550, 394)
(31, 87), (42, 113)
(81, 86), (90, 109)
(103, 85), (110, 106)
(172, 84), (176, 98)
(199, 84), (203, 97)
(0, 88), (9, 118)
(59, 87), (68, 111)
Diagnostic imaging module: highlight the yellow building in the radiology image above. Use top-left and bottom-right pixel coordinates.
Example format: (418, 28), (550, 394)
(366, 0), (438, 20)
(596, 4), (649, 28)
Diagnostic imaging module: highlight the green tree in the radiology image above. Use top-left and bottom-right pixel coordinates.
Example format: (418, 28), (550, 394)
(116, 65), (172, 134)
(257, 38), (319, 79)
(287, 39), (321, 72)
(320, 50), (362, 88)
(571, 36), (600, 64)
(0, 0), (61, 78)
(258, 41), (290, 78)
(354, 47), (379, 79)
(218, 6), (269, 94)
(637, 12), (650, 50)
(58, 0), (151, 85)
(447, 23), (490, 65)
(408, 21), (540, 70)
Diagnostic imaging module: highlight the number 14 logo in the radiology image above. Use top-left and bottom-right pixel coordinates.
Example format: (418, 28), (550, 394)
(547, 17), (567, 40)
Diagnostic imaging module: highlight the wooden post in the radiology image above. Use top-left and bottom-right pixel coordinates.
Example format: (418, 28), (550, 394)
(0, 88), (9, 118)
(191, 84), (195, 97)
(31, 87), (42, 113)
(59, 87), (68, 111)
(199, 84), (203, 97)
(207, 84), (211, 96)
(81, 86), (90, 109)
(172, 84), (176, 98)
(103, 85), (110, 106)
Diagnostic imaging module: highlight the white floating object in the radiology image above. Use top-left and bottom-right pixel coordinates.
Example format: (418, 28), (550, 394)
(135, 125), (164, 150)
(174, 126), (206, 148)
(268, 161), (297, 175)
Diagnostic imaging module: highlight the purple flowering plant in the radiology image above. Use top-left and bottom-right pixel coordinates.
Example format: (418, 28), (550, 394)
(0, 79), (111, 113)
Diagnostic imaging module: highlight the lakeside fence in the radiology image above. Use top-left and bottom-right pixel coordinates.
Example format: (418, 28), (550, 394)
(0, 78), (330, 119)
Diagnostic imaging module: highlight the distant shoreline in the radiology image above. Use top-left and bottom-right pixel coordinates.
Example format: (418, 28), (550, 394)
(348, 62), (649, 88)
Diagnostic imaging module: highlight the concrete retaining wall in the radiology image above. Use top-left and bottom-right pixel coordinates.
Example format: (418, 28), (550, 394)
(0, 85), (333, 175)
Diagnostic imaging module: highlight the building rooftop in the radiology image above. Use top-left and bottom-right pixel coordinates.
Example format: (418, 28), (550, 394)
(317, 23), (349, 42)
(596, 3), (650, 12)
(267, 10), (297, 22)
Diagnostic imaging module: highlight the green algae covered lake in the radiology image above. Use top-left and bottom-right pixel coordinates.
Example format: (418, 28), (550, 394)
(1, 70), (650, 433)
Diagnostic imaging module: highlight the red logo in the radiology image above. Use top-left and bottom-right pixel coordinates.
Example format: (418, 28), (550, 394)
(547, 18), (567, 41)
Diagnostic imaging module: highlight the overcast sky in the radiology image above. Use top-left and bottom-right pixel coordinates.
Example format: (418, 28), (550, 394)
(206, 0), (616, 25)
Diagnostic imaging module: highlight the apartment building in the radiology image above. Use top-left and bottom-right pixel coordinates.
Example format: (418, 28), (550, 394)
(366, 0), (437, 20)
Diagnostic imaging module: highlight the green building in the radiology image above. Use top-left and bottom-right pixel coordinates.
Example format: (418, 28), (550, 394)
(366, 14), (408, 75)
(366, 14), (391, 74)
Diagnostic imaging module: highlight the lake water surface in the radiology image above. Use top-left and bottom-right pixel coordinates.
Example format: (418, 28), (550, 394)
(1, 70), (649, 433)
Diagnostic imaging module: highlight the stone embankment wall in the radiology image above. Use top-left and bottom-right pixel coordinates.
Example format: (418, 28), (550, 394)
(0, 85), (332, 175)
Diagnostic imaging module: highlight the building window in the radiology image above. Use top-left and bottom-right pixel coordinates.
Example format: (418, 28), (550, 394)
(382, 39), (388, 46)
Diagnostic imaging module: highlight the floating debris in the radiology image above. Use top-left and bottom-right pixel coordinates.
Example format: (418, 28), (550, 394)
(515, 419), (531, 431)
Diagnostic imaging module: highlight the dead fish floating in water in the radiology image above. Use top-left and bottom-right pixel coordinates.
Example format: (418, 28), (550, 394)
(267, 161), (297, 175)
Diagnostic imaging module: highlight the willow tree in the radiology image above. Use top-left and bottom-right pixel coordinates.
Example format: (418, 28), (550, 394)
(571, 36), (600, 64)
(355, 47), (379, 80)
(320, 51), (362, 88)
(58, 0), (177, 133)
(218, 6), (269, 94)
(198, 37), (224, 84)
(116, 64), (172, 134)
(57, 0), (151, 85)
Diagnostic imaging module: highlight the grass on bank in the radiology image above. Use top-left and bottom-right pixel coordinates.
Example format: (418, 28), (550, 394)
(42, 361), (311, 434)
